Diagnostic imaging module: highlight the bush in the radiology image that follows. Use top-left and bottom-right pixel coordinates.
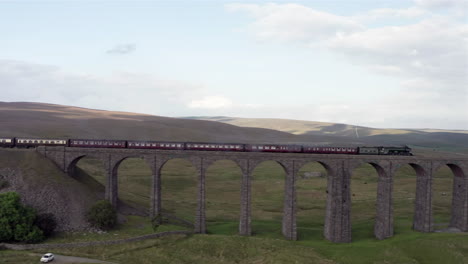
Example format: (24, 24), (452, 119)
(86, 200), (117, 230)
(35, 213), (57, 237)
(0, 192), (44, 243)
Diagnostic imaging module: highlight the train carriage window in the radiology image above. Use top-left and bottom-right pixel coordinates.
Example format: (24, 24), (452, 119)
(177, 144), (181, 147)
(259, 146), (263, 149)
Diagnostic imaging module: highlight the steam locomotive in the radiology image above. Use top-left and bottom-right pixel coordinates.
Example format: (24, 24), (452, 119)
(0, 137), (413, 155)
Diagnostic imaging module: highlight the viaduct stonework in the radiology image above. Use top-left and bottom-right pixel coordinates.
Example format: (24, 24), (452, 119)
(36, 146), (468, 243)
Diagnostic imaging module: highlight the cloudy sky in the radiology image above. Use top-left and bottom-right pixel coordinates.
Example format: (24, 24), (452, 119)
(1, 0), (467, 129)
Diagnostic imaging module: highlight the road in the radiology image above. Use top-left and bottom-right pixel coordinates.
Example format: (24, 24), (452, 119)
(34, 253), (118, 264)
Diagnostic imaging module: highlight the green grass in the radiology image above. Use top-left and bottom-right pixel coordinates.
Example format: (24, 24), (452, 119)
(0, 251), (39, 264)
(1, 151), (465, 263)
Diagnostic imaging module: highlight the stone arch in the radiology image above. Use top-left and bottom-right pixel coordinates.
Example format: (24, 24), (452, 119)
(433, 162), (466, 176)
(64, 153), (111, 207)
(295, 160), (330, 240)
(248, 159), (288, 237)
(66, 154), (107, 177)
(111, 155), (155, 175)
(158, 156), (199, 231)
(432, 162), (467, 231)
(349, 160), (387, 240)
(247, 158), (291, 175)
(349, 160), (388, 175)
(204, 158), (243, 234)
(391, 162), (423, 234)
(110, 155), (154, 215)
(203, 156), (245, 173)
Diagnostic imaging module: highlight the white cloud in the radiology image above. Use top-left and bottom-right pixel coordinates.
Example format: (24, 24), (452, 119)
(106, 43), (136, 55)
(354, 7), (427, 22)
(0, 60), (201, 115)
(188, 96), (233, 109)
(414, 0), (467, 8)
(226, 3), (362, 43)
(328, 18), (468, 86)
(227, 3), (468, 129)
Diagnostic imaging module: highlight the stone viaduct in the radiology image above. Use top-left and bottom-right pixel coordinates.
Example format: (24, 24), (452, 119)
(37, 146), (468, 243)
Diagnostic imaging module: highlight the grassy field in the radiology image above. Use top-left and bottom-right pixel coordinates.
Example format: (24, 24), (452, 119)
(23, 156), (462, 264)
(1, 152), (465, 263)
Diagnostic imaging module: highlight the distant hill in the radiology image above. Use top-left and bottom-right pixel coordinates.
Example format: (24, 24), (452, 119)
(1, 102), (467, 156)
(185, 116), (468, 137)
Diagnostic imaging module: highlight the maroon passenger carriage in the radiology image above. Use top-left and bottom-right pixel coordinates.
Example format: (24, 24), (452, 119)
(69, 139), (126, 148)
(127, 141), (185, 150)
(186, 142), (245, 152)
(245, 144), (302, 153)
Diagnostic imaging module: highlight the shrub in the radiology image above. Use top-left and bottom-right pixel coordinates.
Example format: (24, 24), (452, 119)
(35, 213), (57, 237)
(86, 200), (117, 230)
(0, 192), (45, 243)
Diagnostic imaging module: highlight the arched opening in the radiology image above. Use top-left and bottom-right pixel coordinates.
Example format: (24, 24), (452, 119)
(432, 164), (458, 231)
(69, 155), (106, 200)
(296, 161), (329, 240)
(392, 164), (418, 234)
(205, 159), (242, 235)
(251, 160), (285, 237)
(159, 158), (197, 229)
(114, 157), (152, 216)
(350, 163), (380, 240)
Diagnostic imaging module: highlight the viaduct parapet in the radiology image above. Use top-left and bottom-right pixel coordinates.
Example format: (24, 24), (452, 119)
(36, 146), (468, 243)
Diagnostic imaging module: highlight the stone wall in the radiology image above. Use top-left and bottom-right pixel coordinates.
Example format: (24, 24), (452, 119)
(0, 231), (192, 250)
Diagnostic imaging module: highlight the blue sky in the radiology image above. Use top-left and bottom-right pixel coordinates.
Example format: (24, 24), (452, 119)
(1, 0), (467, 129)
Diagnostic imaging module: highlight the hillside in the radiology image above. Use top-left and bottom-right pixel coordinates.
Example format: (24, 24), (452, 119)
(187, 116), (468, 137)
(1, 102), (468, 155)
(186, 116), (468, 152)
(0, 102), (310, 144)
(0, 149), (99, 231)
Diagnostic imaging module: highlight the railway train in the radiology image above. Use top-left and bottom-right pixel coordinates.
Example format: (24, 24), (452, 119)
(0, 137), (413, 156)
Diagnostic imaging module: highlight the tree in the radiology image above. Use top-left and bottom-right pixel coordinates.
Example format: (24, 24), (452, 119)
(0, 192), (44, 243)
(86, 200), (117, 230)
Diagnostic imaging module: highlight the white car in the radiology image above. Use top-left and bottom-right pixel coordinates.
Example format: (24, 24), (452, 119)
(40, 253), (54, 263)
